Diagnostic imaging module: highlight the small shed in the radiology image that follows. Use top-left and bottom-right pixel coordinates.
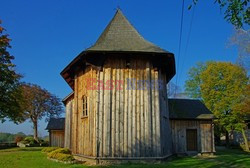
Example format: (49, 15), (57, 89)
(169, 99), (215, 154)
(46, 118), (65, 147)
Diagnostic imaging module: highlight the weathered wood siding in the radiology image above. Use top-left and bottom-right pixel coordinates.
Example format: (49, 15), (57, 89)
(64, 98), (74, 149)
(50, 130), (65, 147)
(170, 120), (215, 154)
(159, 69), (172, 156)
(71, 66), (97, 156)
(71, 56), (172, 158)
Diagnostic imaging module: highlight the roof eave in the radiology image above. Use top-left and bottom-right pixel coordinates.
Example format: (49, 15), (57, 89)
(61, 50), (175, 88)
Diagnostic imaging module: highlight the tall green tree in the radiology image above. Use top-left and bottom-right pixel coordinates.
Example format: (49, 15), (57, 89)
(189, 0), (249, 28)
(201, 62), (248, 147)
(21, 83), (63, 141)
(230, 84), (250, 151)
(0, 20), (23, 122)
(185, 62), (210, 99)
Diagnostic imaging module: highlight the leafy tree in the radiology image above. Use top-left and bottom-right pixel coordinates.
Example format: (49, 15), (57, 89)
(0, 20), (23, 122)
(189, 0), (249, 28)
(0, 132), (16, 143)
(20, 83), (63, 141)
(15, 136), (24, 143)
(185, 62), (210, 99)
(230, 84), (250, 151)
(200, 62), (248, 148)
(185, 62), (249, 149)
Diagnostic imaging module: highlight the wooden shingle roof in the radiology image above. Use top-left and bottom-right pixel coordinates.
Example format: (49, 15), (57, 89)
(61, 9), (175, 89)
(169, 99), (214, 120)
(46, 118), (65, 130)
(87, 9), (168, 53)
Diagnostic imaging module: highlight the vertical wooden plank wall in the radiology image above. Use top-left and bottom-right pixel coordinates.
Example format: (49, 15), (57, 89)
(71, 56), (172, 158)
(200, 120), (215, 153)
(94, 56), (170, 157)
(71, 67), (97, 156)
(64, 98), (73, 149)
(170, 120), (214, 154)
(159, 69), (172, 156)
(51, 130), (65, 148)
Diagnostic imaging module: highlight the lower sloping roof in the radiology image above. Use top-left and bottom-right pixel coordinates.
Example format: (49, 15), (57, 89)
(46, 118), (65, 130)
(169, 99), (214, 120)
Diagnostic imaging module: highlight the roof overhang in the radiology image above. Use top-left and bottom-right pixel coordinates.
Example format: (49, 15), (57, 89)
(61, 50), (176, 90)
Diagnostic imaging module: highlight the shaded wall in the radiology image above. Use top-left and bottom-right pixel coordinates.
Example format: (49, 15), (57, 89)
(50, 130), (65, 147)
(170, 119), (215, 154)
(64, 98), (74, 149)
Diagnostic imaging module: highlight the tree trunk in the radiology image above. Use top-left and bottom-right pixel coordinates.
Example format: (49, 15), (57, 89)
(33, 120), (38, 142)
(242, 129), (249, 151)
(225, 131), (230, 148)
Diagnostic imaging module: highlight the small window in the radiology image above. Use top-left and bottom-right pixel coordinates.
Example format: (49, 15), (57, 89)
(82, 95), (88, 117)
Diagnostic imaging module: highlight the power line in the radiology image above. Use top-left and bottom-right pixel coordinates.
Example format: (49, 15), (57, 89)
(179, 5), (196, 83)
(175, 0), (185, 95)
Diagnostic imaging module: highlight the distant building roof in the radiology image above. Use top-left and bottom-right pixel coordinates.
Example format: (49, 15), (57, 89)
(46, 118), (65, 130)
(169, 99), (214, 120)
(62, 92), (74, 105)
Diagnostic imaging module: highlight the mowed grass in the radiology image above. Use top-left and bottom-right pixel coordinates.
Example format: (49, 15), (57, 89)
(0, 147), (249, 168)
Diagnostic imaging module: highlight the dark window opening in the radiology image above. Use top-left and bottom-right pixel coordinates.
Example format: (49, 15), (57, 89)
(82, 95), (88, 117)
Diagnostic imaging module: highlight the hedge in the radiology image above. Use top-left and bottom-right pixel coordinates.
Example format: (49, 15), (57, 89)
(41, 147), (60, 153)
(46, 148), (74, 162)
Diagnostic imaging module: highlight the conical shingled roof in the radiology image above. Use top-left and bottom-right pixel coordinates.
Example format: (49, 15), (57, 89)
(61, 9), (175, 89)
(87, 9), (168, 53)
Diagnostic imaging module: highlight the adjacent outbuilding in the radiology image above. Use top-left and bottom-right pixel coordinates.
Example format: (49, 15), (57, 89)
(169, 99), (215, 155)
(46, 118), (65, 147)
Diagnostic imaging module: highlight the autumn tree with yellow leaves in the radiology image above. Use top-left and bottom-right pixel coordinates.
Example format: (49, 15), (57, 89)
(185, 62), (249, 150)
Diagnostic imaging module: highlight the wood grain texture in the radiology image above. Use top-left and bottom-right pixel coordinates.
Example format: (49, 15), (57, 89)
(64, 56), (214, 158)
(170, 120), (214, 154)
(50, 130), (65, 147)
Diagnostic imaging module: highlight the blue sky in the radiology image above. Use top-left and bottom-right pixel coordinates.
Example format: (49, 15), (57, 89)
(0, 0), (238, 136)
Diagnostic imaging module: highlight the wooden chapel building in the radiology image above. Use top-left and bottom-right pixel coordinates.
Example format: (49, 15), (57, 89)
(60, 9), (214, 161)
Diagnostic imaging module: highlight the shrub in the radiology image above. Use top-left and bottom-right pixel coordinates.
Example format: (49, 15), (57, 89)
(23, 137), (37, 145)
(48, 148), (71, 156)
(47, 148), (74, 162)
(40, 140), (49, 147)
(41, 147), (60, 153)
(15, 136), (24, 143)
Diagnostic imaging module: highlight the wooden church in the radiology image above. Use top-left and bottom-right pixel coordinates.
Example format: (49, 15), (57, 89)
(59, 9), (215, 162)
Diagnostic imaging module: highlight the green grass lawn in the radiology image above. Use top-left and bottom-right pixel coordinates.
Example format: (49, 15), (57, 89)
(0, 147), (249, 168)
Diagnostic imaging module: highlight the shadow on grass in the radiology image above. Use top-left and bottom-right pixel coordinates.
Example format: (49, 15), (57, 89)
(99, 148), (250, 168)
(206, 148), (250, 168)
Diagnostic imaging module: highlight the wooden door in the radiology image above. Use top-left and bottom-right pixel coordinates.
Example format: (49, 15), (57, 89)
(186, 129), (198, 151)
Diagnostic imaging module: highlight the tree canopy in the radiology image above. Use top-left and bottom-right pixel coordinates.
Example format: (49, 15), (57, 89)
(200, 62), (248, 120)
(0, 20), (23, 123)
(184, 62), (209, 99)
(20, 83), (63, 141)
(185, 61), (249, 149)
(190, 0), (249, 28)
